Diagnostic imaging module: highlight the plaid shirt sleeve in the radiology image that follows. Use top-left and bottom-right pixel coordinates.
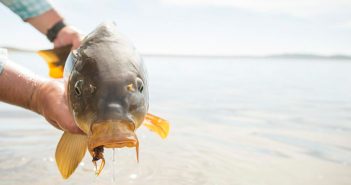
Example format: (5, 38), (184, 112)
(0, 0), (52, 20)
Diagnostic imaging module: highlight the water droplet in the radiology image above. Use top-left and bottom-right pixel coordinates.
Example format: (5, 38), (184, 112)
(129, 173), (137, 179)
(112, 148), (117, 183)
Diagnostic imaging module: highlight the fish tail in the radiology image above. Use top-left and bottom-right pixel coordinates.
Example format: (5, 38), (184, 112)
(55, 132), (87, 179)
(37, 45), (72, 78)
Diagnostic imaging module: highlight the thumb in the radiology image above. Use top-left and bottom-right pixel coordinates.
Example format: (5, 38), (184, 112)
(58, 115), (84, 135)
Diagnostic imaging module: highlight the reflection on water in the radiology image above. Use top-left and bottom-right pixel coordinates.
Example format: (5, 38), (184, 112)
(0, 52), (351, 185)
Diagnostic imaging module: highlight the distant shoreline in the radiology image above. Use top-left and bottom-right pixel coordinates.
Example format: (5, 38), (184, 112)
(143, 54), (351, 60)
(3, 46), (351, 60)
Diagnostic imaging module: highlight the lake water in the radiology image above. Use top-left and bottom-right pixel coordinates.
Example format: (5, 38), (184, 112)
(0, 51), (351, 185)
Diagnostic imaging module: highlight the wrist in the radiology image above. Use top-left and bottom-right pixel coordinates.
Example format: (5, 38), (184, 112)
(47, 20), (67, 42)
(29, 79), (47, 114)
(26, 9), (63, 35)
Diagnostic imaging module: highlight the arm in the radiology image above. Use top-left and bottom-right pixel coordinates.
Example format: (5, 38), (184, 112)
(0, 59), (82, 134)
(26, 9), (82, 49)
(0, 0), (83, 133)
(0, 0), (82, 48)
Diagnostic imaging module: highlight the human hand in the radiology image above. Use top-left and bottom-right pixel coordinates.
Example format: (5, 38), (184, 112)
(31, 80), (83, 134)
(26, 9), (82, 49)
(53, 26), (83, 49)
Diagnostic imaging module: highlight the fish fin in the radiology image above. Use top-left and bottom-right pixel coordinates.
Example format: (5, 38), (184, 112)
(143, 113), (170, 139)
(37, 45), (72, 78)
(55, 132), (87, 179)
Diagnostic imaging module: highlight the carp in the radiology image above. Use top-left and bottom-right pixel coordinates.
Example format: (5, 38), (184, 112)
(38, 22), (169, 179)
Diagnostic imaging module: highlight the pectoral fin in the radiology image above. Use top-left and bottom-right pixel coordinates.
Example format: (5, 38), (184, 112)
(55, 132), (87, 179)
(37, 45), (72, 78)
(143, 113), (170, 139)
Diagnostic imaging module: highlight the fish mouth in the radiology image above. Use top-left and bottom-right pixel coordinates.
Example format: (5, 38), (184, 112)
(87, 120), (139, 175)
(87, 121), (139, 162)
(88, 120), (138, 151)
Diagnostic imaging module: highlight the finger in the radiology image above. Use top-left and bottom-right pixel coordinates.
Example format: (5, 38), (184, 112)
(58, 119), (84, 134)
(53, 39), (63, 48)
(69, 125), (85, 135)
(46, 118), (63, 131)
(72, 40), (80, 49)
(72, 36), (82, 49)
(57, 114), (84, 135)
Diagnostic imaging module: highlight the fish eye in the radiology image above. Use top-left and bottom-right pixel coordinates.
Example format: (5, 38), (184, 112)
(74, 86), (81, 96)
(74, 80), (83, 96)
(139, 85), (143, 93)
(136, 78), (144, 93)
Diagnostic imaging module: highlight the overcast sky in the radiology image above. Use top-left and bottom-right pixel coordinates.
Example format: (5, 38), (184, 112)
(0, 0), (350, 55)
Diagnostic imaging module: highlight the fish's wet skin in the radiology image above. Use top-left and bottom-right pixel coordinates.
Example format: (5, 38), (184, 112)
(38, 22), (170, 179)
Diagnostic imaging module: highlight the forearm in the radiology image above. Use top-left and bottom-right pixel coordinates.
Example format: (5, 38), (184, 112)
(26, 9), (81, 48)
(1, 0), (81, 48)
(0, 61), (44, 113)
(26, 9), (63, 35)
(0, 0), (52, 21)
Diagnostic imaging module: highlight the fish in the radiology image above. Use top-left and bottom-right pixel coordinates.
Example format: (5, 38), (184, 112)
(37, 22), (170, 179)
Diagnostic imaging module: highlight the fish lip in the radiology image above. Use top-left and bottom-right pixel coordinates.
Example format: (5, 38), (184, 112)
(89, 135), (138, 150)
(87, 120), (138, 152)
(88, 135), (139, 164)
(92, 119), (136, 131)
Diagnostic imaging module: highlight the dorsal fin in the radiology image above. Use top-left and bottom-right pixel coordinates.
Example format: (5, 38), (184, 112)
(37, 45), (72, 78)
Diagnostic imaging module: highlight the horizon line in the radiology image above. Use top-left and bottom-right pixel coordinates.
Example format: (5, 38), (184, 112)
(3, 46), (351, 60)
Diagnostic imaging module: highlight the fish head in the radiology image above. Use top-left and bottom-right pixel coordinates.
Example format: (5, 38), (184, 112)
(65, 23), (148, 155)
(84, 73), (148, 153)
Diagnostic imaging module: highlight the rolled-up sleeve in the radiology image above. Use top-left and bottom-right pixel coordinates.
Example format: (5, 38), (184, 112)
(0, 0), (52, 20)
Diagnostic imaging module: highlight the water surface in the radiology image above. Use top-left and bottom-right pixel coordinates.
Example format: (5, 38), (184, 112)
(0, 52), (350, 185)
